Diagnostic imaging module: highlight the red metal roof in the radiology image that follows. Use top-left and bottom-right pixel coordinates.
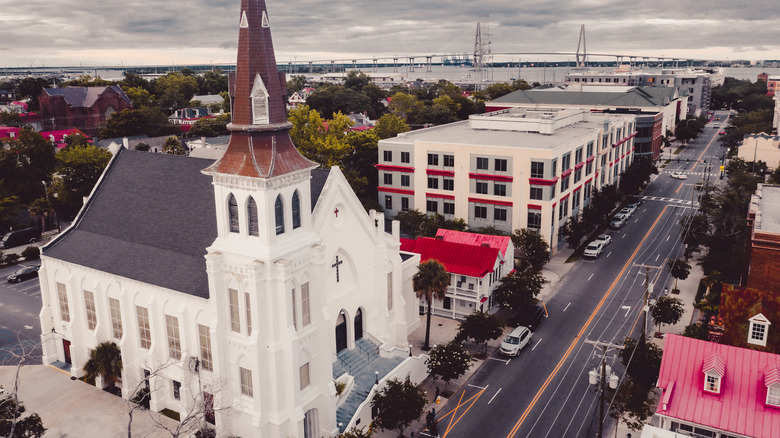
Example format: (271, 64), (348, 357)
(656, 334), (780, 437)
(400, 237), (499, 278)
(435, 229), (512, 258)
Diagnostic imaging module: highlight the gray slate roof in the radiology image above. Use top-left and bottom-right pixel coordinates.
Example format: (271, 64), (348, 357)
(44, 149), (218, 298)
(490, 86), (677, 108)
(43, 86), (131, 108)
(44, 149), (333, 299)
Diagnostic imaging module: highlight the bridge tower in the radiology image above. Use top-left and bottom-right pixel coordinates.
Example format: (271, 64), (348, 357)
(576, 24), (587, 68)
(473, 14), (493, 89)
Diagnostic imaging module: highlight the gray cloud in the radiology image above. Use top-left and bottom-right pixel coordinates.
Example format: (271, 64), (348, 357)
(1, 0), (778, 67)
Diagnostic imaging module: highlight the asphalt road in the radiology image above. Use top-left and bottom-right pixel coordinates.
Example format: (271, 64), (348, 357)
(429, 111), (730, 438)
(0, 261), (43, 365)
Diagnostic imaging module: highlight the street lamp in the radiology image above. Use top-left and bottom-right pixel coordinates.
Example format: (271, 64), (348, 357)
(41, 181), (49, 202)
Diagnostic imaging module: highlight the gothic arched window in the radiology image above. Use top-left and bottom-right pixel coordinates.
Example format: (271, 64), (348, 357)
(228, 194), (239, 233)
(292, 191), (301, 229)
(275, 195), (285, 235)
(247, 197), (259, 236)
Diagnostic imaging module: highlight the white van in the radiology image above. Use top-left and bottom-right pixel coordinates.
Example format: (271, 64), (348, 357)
(499, 326), (532, 357)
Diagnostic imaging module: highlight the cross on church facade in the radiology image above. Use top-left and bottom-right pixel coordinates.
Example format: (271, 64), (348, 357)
(333, 207), (339, 217)
(332, 256), (343, 282)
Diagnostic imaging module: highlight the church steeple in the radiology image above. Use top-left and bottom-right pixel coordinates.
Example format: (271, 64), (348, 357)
(205, 0), (316, 178)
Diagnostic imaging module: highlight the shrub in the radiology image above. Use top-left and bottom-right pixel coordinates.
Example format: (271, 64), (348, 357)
(22, 246), (40, 261)
(3, 253), (20, 265)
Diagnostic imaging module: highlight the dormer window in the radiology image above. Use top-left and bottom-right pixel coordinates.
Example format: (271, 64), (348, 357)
(702, 352), (725, 395)
(704, 373), (721, 393)
(748, 313), (771, 347)
(767, 385), (780, 407)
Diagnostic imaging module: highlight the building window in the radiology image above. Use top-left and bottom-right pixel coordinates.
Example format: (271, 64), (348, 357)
(136, 306), (151, 350)
(573, 190), (581, 209)
(586, 161), (593, 175)
(291, 287), (298, 330)
(528, 211), (542, 230)
(271, 195), (284, 235)
(401, 175), (410, 187)
(704, 373), (720, 393)
(247, 197), (259, 236)
(401, 197), (410, 211)
(383, 150), (392, 162)
(574, 168), (582, 183)
(387, 273), (393, 311)
(550, 183), (556, 199)
(748, 319), (769, 346)
(559, 198), (569, 220)
(173, 380), (181, 400)
(299, 362), (311, 390)
(530, 161), (544, 179)
(84, 290), (97, 330)
(384, 173), (393, 185)
(443, 202), (455, 215)
(476, 181), (488, 194)
(494, 183), (506, 196)
(198, 324), (213, 371)
(301, 283), (311, 327)
(443, 154), (454, 167)
(292, 191), (301, 229)
(228, 194), (239, 233)
(585, 184), (592, 200)
(427, 177), (438, 189)
(476, 157), (489, 170)
(401, 151), (410, 163)
(767, 386), (780, 407)
(575, 147), (583, 164)
(561, 175), (570, 192)
(245, 293), (252, 335)
(443, 178), (454, 191)
(494, 208), (507, 222)
(57, 282), (70, 322)
(427, 153), (438, 166)
(474, 205), (487, 219)
(561, 153), (571, 170)
(385, 195), (393, 210)
(165, 314), (181, 360)
(551, 159), (558, 177)
(587, 141), (594, 157)
(240, 367), (254, 397)
(109, 297), (123, 340)
(426, 200), (438, 214)
(495, 159), (508, 172)
(229, 288), (240, 333)
(530, 186), (543, 200)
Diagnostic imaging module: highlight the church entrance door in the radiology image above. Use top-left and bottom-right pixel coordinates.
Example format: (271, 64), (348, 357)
(354, 309), (363, 340)
(63, 339), (72, 364)
(335, 312), (347, 353)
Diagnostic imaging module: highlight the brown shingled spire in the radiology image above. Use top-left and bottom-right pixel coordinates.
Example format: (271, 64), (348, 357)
(205, 0), (316, 178)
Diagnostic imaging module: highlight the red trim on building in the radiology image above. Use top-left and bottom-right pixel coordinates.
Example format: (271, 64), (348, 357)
(574, 162), (585, 170)
(561, 168), (573, 178)
(376, 164), (415, 173)
(427, 169), (455, 176)
(573, 184), (582, 193)
(426, 192), (455, 200)
(586, 156), (596, 163)
(528, 204), (542, 210)
(377, 187), (415, 195)
(468, 197), (513, 207)
(469, 173), (513, 182)
(528, 177), (559, 186)
(585, 177), (593, 184)
(612, 132), (637, 148)
(560, 192), (570, 201)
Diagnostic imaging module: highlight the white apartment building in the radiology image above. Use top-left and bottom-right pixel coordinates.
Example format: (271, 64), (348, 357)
(378, 108), (636, 253)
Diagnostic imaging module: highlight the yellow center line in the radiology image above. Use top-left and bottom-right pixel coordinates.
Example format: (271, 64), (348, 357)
(675, 182), (684, 194)
(425, 389), (483, 435)
(443, 388), (485, 437)
(506, 205), (670, 438)
(690, 133), (718, 172)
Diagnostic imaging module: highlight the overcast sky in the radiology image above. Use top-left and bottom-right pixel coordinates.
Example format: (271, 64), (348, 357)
(1, 0), (779, 68)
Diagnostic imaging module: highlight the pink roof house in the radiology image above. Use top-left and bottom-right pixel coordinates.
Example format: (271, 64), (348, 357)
(435, 228), (514, 261)
(0, 126), (22, 140)
(400, 236), (509, 319)
(655, 334), (780, 437)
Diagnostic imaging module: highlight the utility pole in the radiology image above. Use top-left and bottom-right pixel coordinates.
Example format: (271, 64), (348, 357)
(633, 264), (662, 341)
(585, 340), (624, 438)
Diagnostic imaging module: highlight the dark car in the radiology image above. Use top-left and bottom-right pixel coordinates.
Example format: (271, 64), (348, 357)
(6, 266), (40, 283)
(515, 305), (546, 331)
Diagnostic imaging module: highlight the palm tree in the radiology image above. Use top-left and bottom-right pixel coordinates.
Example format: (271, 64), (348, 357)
(413, 259), (450, 350)
(83, 341), (123, 390)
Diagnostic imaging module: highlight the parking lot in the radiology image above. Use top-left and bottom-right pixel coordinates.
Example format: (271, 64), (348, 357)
(0, 259), (44, 365)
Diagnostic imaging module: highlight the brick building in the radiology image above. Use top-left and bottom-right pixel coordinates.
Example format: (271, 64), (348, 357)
(38, 86), (132, 137)
(744, 184), (780, 293)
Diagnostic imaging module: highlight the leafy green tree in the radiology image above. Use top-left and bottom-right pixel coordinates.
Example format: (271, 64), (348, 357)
(99, 107), (179, 139)
(189, 114), (230, 137)
(651, 296), (684, 334)
(344, 71), (370, 91)
(561, 215), (591, 249)
(286, 75), (308, 95)
(152, 73), (199, 110)
(0, 129), (56, 204)
(483, 83), (514, 100)
(373, 114), (409, 140)
(341, 130), (379, 200)
(415, 103), (458, 126)
(306, 85), (376, 119)
(83, 341), (123, 389)
(17, 77), (49, 110)
(607, 376), (655, 432)
(196, 70), (228, 95)
(118, 72), (152, 92)
(419, 213), (466, 237)
(681, 323), (709, 340)
(55, 145), (112, 217)
(371, 378), (426, 437)
(511, 229), (550, 271)
(163, 136), (186, 155)
(288, 105), (353, 168)
(336, 426), (373, 438)
(394, 209), (427, 238)
(0, 111), (22, 127)
(413, 260), (451, 350)
(124, 86), (155, 108)
(493, 270), (548, 317)
(388, 92), (423, 123)
(0, 390), (46, 438)
(426, 342), (471, 390)
(619, 337), (663, 389)
(666, 258), (691, 292)
(455, 311), (504, 353)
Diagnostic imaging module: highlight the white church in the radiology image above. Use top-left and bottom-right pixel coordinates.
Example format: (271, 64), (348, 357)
(37, 1), (425, 436)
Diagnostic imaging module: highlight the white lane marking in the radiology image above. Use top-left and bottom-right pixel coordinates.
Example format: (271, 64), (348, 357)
(488, 388), (502, 405)
(655, 254), (660, 262)
(564, 302), (571, 312)
(532, 338), (542, 351)
(488, 356), (510, 364)
(622, 306), (631, 317)
(606, 251), (611, 258)
(666, 235), (671, 242)
(468, 383), (488, 389)
(587, 273), (594, 282)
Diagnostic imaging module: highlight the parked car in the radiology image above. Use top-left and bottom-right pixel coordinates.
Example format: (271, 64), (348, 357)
(610, 214), (629, 229)
(583, 241), (605, 258)
(515, 305), (546, 331)
(626, 201), (641, 212)
(0, 227), (40, 249)
(594, 234), (612, 246)
(619, 207), (634, 217)
(499, 326), (532, 357)
(670, 172), (687, 180)
(713, 123), (720, 128)
(6, 265), (40, 283)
